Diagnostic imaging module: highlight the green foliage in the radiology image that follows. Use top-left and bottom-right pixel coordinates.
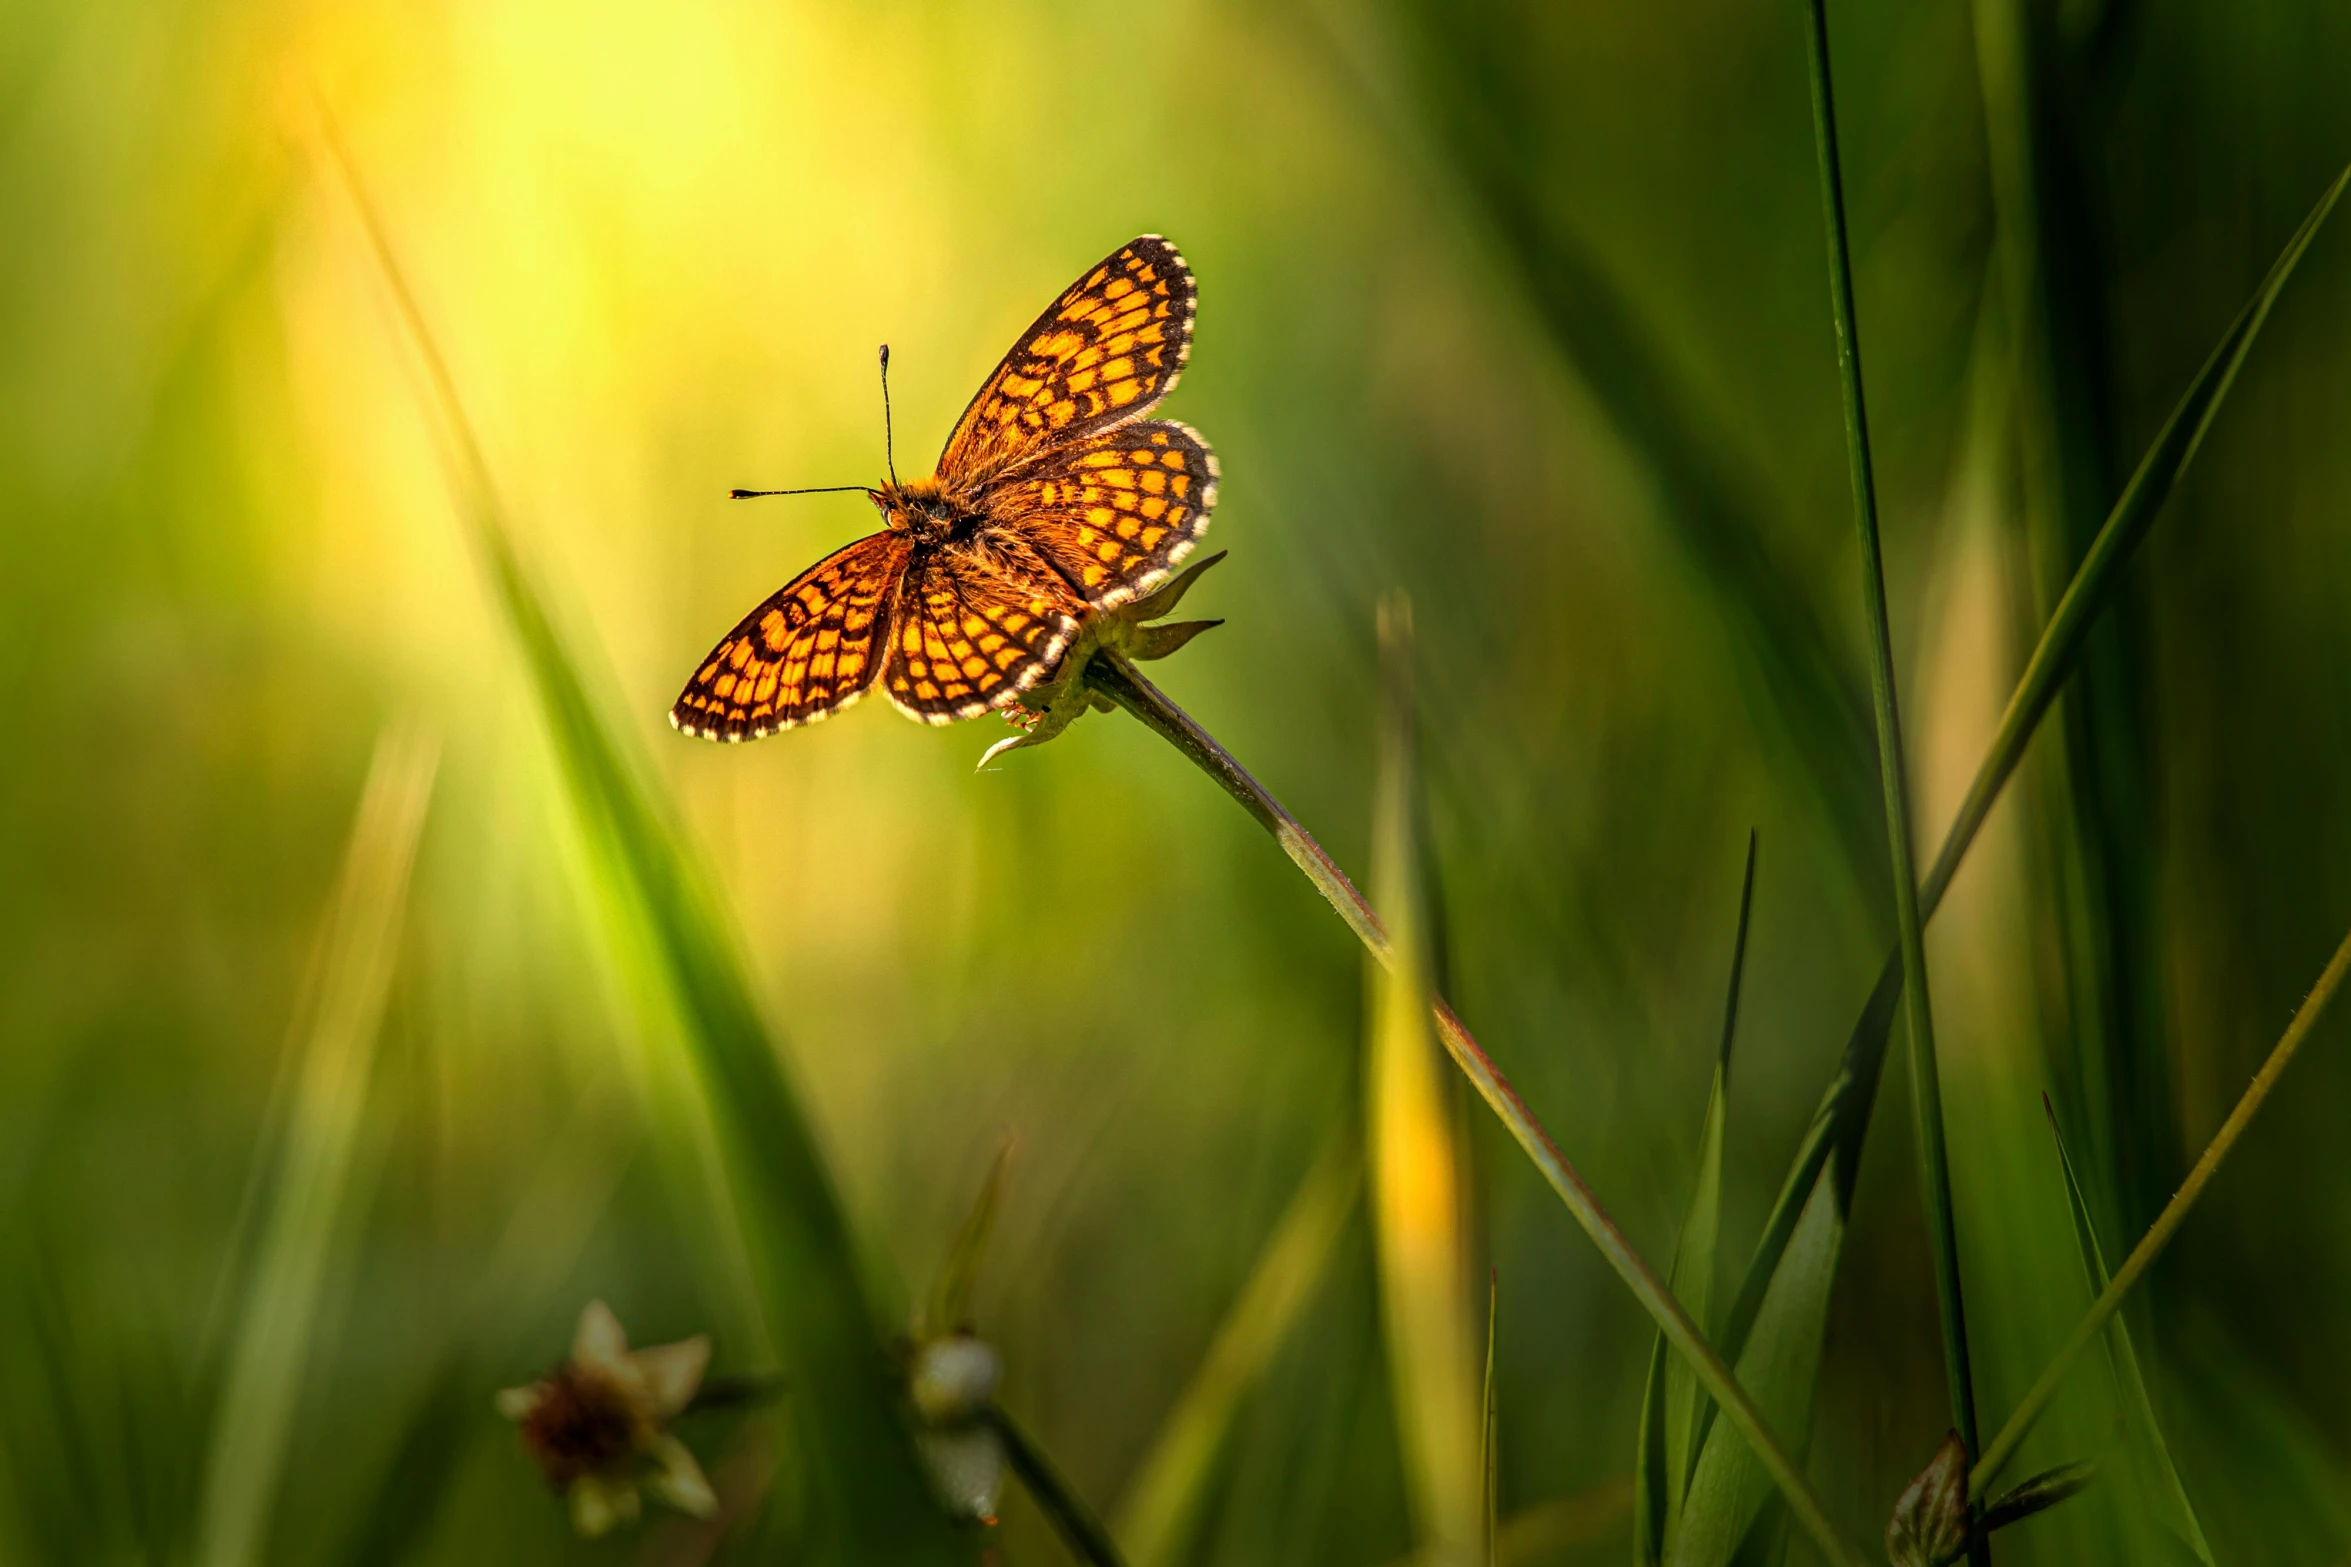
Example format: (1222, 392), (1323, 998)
(2042, 1098), (2213, 1563)
(1636, 837), (1754, 1565)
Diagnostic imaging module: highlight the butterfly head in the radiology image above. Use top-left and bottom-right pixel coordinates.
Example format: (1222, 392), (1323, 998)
(873, 476), (982, 545)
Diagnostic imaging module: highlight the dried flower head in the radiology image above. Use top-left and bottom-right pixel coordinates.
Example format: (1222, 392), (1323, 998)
(978, 551), (1227, 768)
(495, 1300), (719, 1538)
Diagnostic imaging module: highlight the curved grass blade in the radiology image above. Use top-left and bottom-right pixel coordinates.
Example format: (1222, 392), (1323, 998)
(1636, 835), (1757, 1564)
(1368, 596), (1482, 1566)
(2042, 1097), (2213, 1563)
(193, 725), (437, 1567)
(1113, 1129), (1360, 1567)
(1708, 151), (2351, 1452)
(318, 121), (965, 1563)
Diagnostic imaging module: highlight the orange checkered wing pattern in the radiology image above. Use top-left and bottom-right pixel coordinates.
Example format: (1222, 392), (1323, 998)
(671, 531), (908, 740)
(991, 419), (1219, 609)
(936, 236), (1196, 487)
(883, 549), (1081, 724)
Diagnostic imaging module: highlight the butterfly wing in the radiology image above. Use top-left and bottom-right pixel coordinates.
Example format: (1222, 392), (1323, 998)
(671, 531), (909, 740)
(882, 547), (1082, 725)
(935, 235), (1197, 488)
(987, 419), (1218, 610)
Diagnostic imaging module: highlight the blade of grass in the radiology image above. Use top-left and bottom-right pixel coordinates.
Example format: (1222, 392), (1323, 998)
(1369, 597), (1482, 1566)
(1113, 1127), (1360, 1567)
(925, 1141), (1013, 1341)
(1083, 649), (1869, 1567)
(1974, 918), (2351, 1494)
(1482, 1270), (1499, 1567)
(1710, 151), (2350, 1436)
(1637, 835), (1757, 1564)
(1667, 1161), (1841, 1567)
(1798, 0), (1982, 1510)
(318, 120), (964, 1562)
(192, 724), (437, 1567)
(2040, 1096), (2213, 1563)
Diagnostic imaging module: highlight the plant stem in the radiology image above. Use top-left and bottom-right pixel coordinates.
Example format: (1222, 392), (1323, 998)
(1971, 919), (2351, 1495)
(991, 1406), (1128, 1567)
(1084, 652), (1872, 1567)
(1796, 0), (1984, 1513)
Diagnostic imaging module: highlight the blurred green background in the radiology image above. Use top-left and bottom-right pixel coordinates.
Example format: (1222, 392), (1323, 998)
(6, 0), (2351, 1561)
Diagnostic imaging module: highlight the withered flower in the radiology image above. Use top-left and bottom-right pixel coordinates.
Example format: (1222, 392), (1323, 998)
(495, 1300), (719, 1538)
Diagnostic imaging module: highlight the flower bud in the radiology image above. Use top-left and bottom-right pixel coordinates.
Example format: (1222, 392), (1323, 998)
(1886, 1430), (1971, 1567)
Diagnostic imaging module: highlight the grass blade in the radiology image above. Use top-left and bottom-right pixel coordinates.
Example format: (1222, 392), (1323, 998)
(2042, 1100), (2213, 1562)
(193, 724), (437, 1567)
(1975, 919), (2351, 1494)
(1637, 836), (1756, 1563)
(1113, 1128), (1360, 1567)
(925, 1141), (1013, 1341)
(1710, 151), (2351, 1448)
(1667, 1163), (1839, 1567)
(1368, 596), (1482, 1565)
(318, 121), (963, 1562)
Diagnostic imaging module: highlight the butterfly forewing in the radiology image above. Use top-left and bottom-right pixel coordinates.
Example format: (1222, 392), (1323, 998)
(990, 419), (1218, 609)
(883, 552), (1081, 725)
(936, 236), (1196, 487)
(671, 531), (907, 739)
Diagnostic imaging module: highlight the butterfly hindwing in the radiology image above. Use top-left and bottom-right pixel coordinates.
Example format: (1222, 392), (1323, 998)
(936, 236), (1197, 487)
(992, 419), (1219, 609)
(883, 549), (1081, 725)
(671, 531), (908, 740)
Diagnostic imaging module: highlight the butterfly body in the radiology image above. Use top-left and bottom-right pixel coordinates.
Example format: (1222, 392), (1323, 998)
(872, 477), (979, 544)
(673, 236), (1217, 742)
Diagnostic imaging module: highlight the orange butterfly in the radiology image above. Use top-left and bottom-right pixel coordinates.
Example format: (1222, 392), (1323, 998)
(671, 235), (1219, 742)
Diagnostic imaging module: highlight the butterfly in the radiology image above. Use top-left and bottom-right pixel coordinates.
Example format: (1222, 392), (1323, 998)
(671, 235), (1219, 742)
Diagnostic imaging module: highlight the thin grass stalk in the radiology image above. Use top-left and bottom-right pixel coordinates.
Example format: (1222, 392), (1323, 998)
(1971, 918), (2351, 1494)
(1795, 0), (1984, 1503)
(1082, 652), (1871, 1567)
(991, 1407), (1127, 1567)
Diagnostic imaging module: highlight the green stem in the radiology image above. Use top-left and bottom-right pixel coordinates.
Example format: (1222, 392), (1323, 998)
(991, 1406), (1128, 1567)
(1970, 920), (2351, 1495)
(1084, 652), (1872, 1567)
(1797, 0), (1984, 1506)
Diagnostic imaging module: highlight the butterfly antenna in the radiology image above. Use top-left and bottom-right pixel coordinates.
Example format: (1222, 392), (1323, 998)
(729, 484), (869, 500)
(879, 343), (900, 487)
